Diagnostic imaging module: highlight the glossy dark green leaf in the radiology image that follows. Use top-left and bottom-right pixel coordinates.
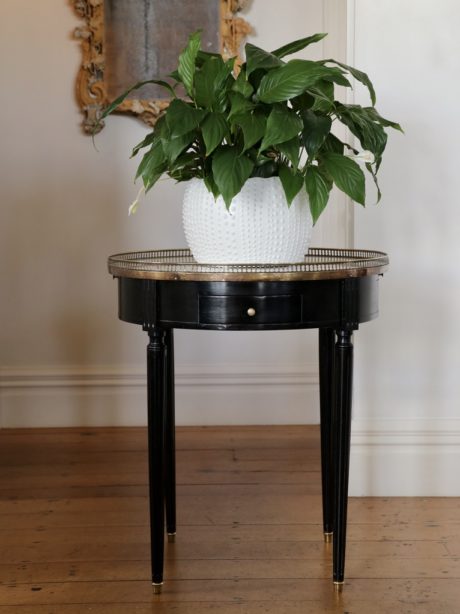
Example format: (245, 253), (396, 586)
(178, 30), (202, 96)
(257, 60), (331, 103)
(301, 109), (332, 156)
(165, 99), (206, 138)
(201, 112), (229, 155)
(322, 152), (365, 205)
(162, 130), (196, 163)
(277, 136), (301, 169)
(168, 152), (200, 181)
(260, 105), (303, 151)
(232, 112), (267, 151)
(308, 80), (335, 113)
(228, 92), (256, 118)
(194, 56), (227, 108)
(322, 68), (352, 88)
(324, 59), (376, 105)
(204, 173), (220, 199)
(131, 131), (156, 158)
(144, 167), (166, 193)
(251, 160), (278, 178)
(365, 162), (382, 203)
(320, 133), (345, 155)
(305, 165), (333, 224)
(196, 50), (221, 66)
(272, 33), (328, 58)
(363, 107), (403, 132)
(245, 43), (283, 76)
(290, 91), (315, 112)
(232, 70), (254, 98)
(212, 146), (254, 208)
(135, 140), (166, 181)
(279, 165), (304, 205)
(336, 103), (388, 168)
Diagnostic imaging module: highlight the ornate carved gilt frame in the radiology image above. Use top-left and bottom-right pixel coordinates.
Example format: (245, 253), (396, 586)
(73, 0), (251, 134)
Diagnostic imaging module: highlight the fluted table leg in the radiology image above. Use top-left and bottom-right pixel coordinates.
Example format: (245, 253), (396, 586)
(319, 328), (335, 543)
(147, 329), (166, 593)
(332, 329), (354, 590)
(164, 329), (176, 543)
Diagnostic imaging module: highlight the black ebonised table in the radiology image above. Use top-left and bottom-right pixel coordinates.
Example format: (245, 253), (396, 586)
(108, 247), (388, 593)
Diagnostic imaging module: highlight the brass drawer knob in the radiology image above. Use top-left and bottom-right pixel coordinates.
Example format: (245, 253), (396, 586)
(247, 307), (256, 317)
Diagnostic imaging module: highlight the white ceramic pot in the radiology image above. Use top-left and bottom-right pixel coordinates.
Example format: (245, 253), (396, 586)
(182, 177), (313, 264)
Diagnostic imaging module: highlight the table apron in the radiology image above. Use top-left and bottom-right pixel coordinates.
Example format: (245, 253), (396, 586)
(116, 276), (380, 331)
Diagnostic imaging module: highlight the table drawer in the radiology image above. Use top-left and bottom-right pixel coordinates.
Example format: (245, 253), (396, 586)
(199, 294), (301, 326)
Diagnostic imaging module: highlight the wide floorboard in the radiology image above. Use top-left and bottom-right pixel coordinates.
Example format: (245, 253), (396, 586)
(0, 426), (459, 613)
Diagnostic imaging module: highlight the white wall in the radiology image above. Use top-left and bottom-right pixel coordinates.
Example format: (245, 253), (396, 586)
(0, 0), (348, 427)
(349, 0), (460, 495)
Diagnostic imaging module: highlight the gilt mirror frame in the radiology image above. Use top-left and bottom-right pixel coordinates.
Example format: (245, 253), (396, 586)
(73, 0), (251, 134)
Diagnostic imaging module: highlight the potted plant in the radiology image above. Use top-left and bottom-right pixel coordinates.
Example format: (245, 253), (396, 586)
(101, 31), (401, 264)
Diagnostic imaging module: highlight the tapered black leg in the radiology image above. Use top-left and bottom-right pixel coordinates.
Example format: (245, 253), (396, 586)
(319, 328), (335, 543)
(332, 329), (354, 590)
(147, 329), (166, 593)
(164, 328), (176, 542)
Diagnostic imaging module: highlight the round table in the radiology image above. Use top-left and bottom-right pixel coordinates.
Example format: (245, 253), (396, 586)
(108, 247), (389, 593)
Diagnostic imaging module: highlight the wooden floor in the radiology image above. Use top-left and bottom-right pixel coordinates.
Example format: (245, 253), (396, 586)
(0, 426), (459, 613)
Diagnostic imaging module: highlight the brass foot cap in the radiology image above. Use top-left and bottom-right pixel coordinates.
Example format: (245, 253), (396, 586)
(324, 532), (333, 543)
(167, 532), (176, 543)
(333, 581), (344, 593)
(152, 582), (163, 594)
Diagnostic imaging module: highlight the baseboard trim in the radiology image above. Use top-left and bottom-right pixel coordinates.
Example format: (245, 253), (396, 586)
(0, 364), (319, 428)
(350, 418), (460, 496)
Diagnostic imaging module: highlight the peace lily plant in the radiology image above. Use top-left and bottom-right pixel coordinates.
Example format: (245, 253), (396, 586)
(102, 31), (401, 263)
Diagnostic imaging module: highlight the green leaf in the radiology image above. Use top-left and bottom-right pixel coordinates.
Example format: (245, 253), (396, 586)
(260, 105), (303, 151)
(251, 160), (278, 178)
(257, 60), (331, 103)
(310, 80), (335, 113)
(365, 162), (382, 203)
(320, 133), (345, 155)
(135, 140), (166, 181)
(272, 33), (328, 58)
(212, 146), (254, 208)
(290, 92), (315, 112)
(101, 79), (176, 120)
(232, 112), (267, 151)
(134, 141), (167, 192)
(204, 173), (220, 199)
(245, 43), (283, 76)
(322, 152), (366, 205)
(165, 99), (206, 138)
(201, 112), (229, 155)
(301, 109), (332, 156)
(279, 165), (304, 205)
(363, 107), (403, 132)
(228, 92), (256, 118)
(277, 136), (301, 169)
(168, 152), (200, 181)
(325, 60), (376, 105)
(194, 56), (225, 108)
(177, 30), (202, 96)
(232, 69), (254, 98)
(162, 130), (196, 163)
(131, 131), (156, 158)
(305, 166), (333, 224)
(322, 68), (352, 88)
(196, 50), (221, 66)
(144, 167), (166, 193)
(336, 104), (388, 168)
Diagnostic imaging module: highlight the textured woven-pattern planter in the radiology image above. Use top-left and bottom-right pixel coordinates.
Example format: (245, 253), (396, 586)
(182, 177), (313, 264)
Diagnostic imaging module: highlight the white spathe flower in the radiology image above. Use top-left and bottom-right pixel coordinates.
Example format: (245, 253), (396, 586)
(347, 150), (375, 164)
(128, 185), (145, 216)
